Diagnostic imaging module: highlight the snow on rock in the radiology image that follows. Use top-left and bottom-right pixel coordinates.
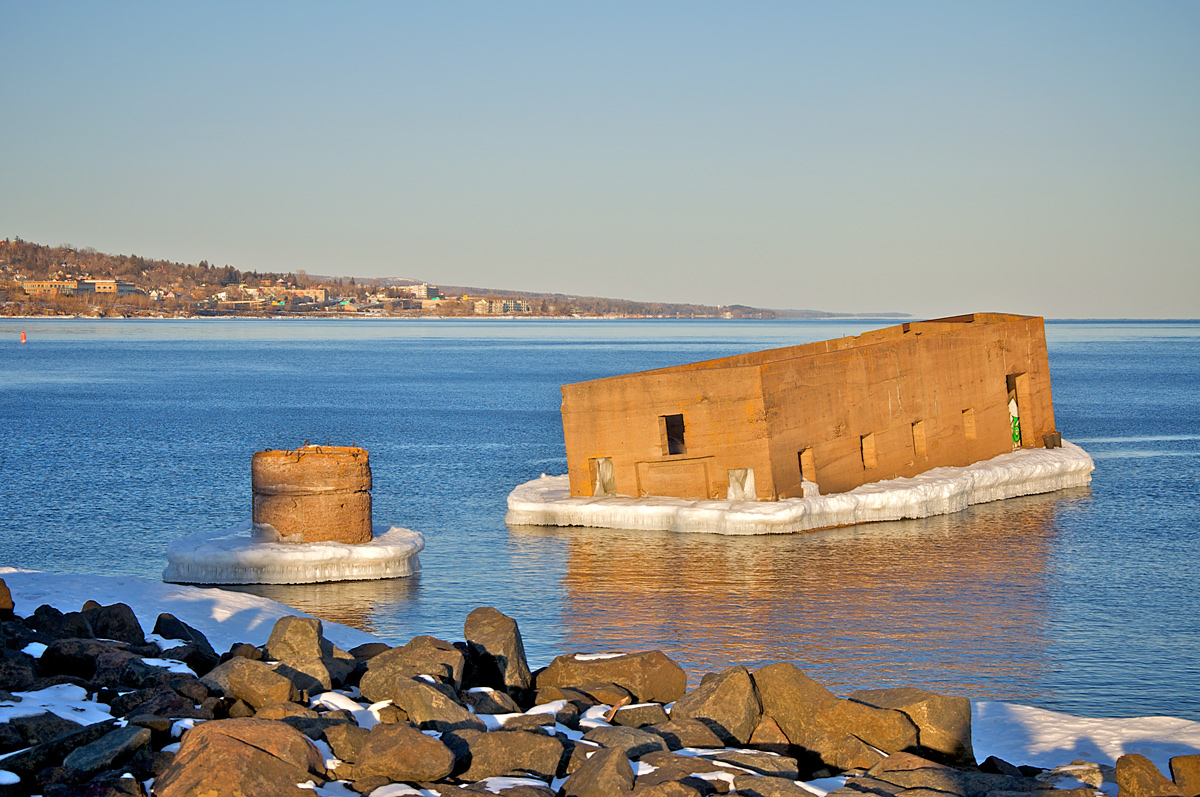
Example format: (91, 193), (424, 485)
(973, 701), (1200, 778)
(0, 683), (114, 725)
(506, 441), (1094, 535)
(161, 521), (424, 585)
(0, 568), (385, 653)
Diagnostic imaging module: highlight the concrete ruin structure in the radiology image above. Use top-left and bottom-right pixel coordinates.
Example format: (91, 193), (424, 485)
(164, 444), (425, 585)
(561, 313), (1063, 502)
(251, 446), (373, 544)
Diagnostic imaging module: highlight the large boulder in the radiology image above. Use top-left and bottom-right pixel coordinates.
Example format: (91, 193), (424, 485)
(753, 663), (918, 772)
(561, 747), (635, 796)
(458, 729), (566, 782)
(643, 719), (727, 750)
(61, 725), (152, 779)
(748, 714), (791, 755)
(849, 686), (975, 766)
(353, 722), (456, 782)
(670, 665), (761, 745)
(224, 656), (302, 710)
(1116, 754), (1185, 797)
(611, 703), (670, 728)
(0, 577), (13, 619)
(264, 616), (326, 661)
(9, 712), (85, 747)
(0, 648), (37, 692)
(537, 651), (687, 704)
(324, 723), (371, 763)
(33, 604), (95, 640)
(358, 635), (466, 700)
(39, 638), (132, 681)
(154, 718), (326, 797)
(81, 602), (145, 645)
(463, 607), (533, 697)
(392, 678), (487, 733)
(463, 686), (523, 715)
(0, 720), (118, 780)
(583, 725), (670, 759)
(1171, 756), (1200, 797)
(153, 612), (217, 658)
(263, 616), (356, 687)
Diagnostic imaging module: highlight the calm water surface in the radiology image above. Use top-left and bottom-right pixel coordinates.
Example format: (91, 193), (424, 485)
(1, 318), (1197, 719)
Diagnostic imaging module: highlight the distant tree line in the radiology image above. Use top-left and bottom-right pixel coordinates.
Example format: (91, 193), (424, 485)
(0, 238), (296, 294)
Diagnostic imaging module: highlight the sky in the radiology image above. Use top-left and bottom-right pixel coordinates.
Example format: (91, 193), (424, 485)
(3, 3), (1197, 318)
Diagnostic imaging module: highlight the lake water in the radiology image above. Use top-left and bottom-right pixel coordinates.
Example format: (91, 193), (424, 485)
(1, 317), (1197, 720)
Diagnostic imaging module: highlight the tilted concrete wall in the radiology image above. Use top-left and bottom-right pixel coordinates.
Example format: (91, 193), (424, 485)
(761, 314), (1056, 497)
(561, 313), (1058, 500)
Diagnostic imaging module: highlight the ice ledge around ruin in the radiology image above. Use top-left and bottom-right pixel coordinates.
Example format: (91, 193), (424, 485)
(505, 441), (1095, 536)
(162, 523), (424, 585)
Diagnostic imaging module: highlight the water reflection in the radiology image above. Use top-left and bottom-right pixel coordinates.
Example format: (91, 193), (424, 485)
(221, 575), (422, 637)
(513, 489), (1090, 702)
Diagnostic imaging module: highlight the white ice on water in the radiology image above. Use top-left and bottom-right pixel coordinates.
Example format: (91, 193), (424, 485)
(506, 441), (1094, 535)
(161, 521), (424, 585)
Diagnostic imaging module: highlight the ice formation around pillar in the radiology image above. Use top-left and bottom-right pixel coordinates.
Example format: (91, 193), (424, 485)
(161, 522), (424, 585)
(506, 441), (1094, 535)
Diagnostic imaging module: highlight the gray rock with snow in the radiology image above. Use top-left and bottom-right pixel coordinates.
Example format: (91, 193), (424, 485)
(62, 725), (152, 778)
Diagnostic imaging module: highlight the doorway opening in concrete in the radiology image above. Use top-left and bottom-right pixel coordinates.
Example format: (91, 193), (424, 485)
(590, 457), (616, 496)
(727, 468), (756, 501)
(660, 414), (686, 455)
(1007, 372), (1029, 449)
(798, 448), (816, 483)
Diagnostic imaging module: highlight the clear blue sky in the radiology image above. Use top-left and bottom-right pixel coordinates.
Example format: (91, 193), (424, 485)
(3, 3), (1197, 317)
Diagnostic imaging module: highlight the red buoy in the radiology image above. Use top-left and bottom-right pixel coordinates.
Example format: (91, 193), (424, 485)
(20, 330), (26, 344)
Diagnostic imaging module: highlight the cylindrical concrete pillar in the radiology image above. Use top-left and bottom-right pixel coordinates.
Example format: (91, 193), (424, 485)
(251, 446), (373, 544)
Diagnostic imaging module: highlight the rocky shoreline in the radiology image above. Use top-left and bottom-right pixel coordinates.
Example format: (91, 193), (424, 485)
(1, 577), (1196, 797)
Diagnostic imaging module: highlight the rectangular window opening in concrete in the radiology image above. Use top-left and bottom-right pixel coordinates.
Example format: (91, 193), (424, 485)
(589, 457), (616, 497)
(727, 467), (756, 501)
(912, 420), (927, 458)
(962, 408), (977, 441)
(661, 414), (686, 455)
(861, 433), (877, 469)
(798, 448), (816, 482)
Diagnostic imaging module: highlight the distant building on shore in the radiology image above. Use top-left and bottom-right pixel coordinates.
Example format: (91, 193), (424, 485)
(561, 313), (1061, 501)
(22, 279), (140, 297)
(75, 279), (139, 296)
(474, 298), (533, 315)
(22, 280), (78, 296)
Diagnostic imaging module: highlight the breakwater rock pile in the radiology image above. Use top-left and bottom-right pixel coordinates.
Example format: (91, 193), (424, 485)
(1, 577), (1197, 797)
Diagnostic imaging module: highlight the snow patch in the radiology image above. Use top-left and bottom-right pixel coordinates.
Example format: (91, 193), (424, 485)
(506, 442), (1094, 535)
(0, 568), (384, 652)
(973, 701), (1200, 776)
(162, 522), (424, 585)
(0, 684), (114, 725)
